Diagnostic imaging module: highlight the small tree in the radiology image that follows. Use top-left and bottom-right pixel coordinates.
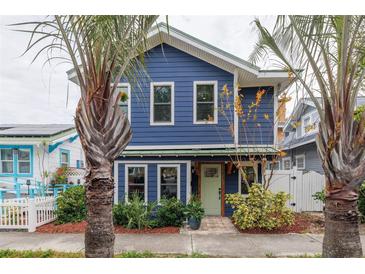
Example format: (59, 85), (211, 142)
(250, 15), (365, 257)
(218, 84), (288, 191)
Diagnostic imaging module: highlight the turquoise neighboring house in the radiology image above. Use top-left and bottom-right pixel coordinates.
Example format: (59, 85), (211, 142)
(68, 23), (293, 216)
(0, 124), (85, 200)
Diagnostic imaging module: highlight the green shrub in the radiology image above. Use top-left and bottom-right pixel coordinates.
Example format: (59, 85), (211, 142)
(225, 183), (294, 230)
(156, 197), (186, 227)
(184, 196), (205, 222)
(312, 190), (325, 203)
(55, 186), (86, 224)
(113, 193), (156, 229)
(359, 183), (365, 222)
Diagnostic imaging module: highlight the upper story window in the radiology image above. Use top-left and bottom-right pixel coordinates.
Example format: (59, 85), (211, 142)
(0, 148), (14, 174)
(125, 165), (148, 202)
(60, 149), (70, 168)
(150, 82), (175, 126)
(117, 83), (131, 122)
(157, 164), (180, 201)
(193, 81), (218, 124)
(299, 111), (319, 137)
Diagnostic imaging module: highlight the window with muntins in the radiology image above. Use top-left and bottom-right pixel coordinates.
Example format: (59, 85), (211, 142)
(283, 158), (291, 170)
(126, 166), (147, 202)
(117, 84), (131, 122)
(158, 165), (179, 200)
(239, 166), (256, 195)
(60, 150), (70, 168)
(296, 155), (305, 170)
(194, 81), (217, 124)
(151, 82), (174, 125)
(0, 148), (14, 174)
(17, 149), (31, 174)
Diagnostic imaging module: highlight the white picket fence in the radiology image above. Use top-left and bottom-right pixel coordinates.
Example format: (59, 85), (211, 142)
(267, 167), (325, 212)
(0, 197), (56, 232)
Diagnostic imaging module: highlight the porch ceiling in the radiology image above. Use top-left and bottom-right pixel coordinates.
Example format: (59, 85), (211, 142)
(120, 147), (279, 157)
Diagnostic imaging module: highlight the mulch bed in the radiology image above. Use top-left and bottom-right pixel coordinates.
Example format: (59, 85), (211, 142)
(236, 213), (325, 234)
(36, 221), (180, 234)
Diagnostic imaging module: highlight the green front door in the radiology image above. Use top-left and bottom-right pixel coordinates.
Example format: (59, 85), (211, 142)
(201, 164), (222, 216)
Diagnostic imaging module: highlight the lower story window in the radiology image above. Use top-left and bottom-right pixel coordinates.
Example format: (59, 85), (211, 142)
(283, 157), (291, 170)
(158, 165), (180, 201)
(239, 166), (256, 195)
(126, 165), (147, 202)
(0, 148), (14, 174)
(17, 149), (31, 174)
(0, 147), (32, 175)
(60, 149), (70, 168)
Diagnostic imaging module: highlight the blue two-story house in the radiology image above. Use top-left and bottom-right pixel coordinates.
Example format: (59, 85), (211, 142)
(68, 23), (292, 216)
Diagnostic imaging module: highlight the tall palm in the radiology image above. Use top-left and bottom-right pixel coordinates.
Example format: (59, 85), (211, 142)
(15, 15), (159, 257)
(250, 15), (365, 257)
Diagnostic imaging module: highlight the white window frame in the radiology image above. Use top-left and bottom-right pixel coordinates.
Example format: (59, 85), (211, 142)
(157, 164), (180, 202)
(193, 80), (218, 124)
(17, 148), (31, 175)
(124, 164), (148, 202)
(267, 161), (281, 171)
(150, 82), (175, 126)
(237, 161), (258, 195)
(282, 157), (292, 170)
(301, 110), (318, 137)
(295, 154), (306, 170)
(117, 83), (131, 123)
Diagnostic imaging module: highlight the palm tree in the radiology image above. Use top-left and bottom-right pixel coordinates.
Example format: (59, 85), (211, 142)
(250, 15), (365, 257)
(15, 15), (159, 257)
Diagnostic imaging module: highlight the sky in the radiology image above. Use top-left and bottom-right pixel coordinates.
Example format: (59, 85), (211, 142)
(0, 15), (279, 125)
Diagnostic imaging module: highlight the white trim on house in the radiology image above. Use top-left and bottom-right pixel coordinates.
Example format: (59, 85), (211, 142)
(157, 164), (181, 202)
(186, 161), (192, 203)
(283, 137), (316, 150)
(295, 154), (306, 170)
(124, 164), (148, 202)
(273, 85), (278, 146)
(193, 80), (218, 124)
(233, 69), (239, 145)
(124, 143), (275, 150)
(282, 157), (292, 170)
(117, 83), (132, 123)
(150, 82), (175, 126)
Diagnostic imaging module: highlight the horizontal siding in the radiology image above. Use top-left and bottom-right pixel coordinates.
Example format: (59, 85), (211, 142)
(238, 87), (274, 145)
(285, 142), (324, 174)
(117, 161), (188, 204)
(128, 44), (234, 146)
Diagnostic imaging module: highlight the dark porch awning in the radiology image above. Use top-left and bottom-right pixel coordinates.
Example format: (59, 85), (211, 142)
(120, 147), (279, 157)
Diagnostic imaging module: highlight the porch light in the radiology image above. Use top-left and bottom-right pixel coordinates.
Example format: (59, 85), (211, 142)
(26, 179), (31, 196)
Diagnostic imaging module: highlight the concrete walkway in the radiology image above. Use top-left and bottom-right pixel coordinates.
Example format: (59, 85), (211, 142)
(1, 232), (365, 257)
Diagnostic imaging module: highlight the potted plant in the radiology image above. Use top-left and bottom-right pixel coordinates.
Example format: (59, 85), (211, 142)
(185, 197), (205, 230)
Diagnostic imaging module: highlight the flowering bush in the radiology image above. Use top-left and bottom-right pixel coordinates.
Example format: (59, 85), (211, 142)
(226, 183), (294, 230)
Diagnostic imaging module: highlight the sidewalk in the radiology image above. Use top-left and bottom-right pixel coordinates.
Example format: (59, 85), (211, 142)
(1, 232), (365, 257)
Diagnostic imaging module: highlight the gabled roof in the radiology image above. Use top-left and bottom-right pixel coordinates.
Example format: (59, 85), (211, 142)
(0, 124), (77, 144)
(283, 97), (316, 132)
(68, 22), (295, 93)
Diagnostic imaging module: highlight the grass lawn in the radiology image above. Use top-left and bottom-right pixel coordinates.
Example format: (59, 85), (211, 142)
(0, 249), (212, 258)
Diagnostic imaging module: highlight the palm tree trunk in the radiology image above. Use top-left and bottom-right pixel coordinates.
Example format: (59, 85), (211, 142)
(84, 161), (115, 258)
(322, 190), (363, 257)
